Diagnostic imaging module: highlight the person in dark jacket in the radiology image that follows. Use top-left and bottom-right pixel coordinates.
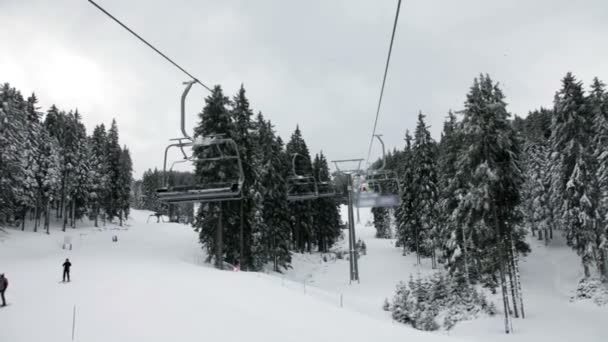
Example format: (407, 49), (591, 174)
(62, 259), (72, 282)
(0, 273), (8, 306)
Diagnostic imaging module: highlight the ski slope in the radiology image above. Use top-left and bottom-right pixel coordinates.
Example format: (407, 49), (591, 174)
(0, 208), (605, 342)
(0, 210), (453, 342)
(284, 208), (607, 342)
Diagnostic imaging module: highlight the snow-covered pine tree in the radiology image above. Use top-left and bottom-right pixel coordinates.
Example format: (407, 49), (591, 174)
(591, 78), (608, 282)
(118, 146), (133, 225)
(193, 85), (233, 267)
(67, 110), (91, 228)
(254, 115), (292, 271)
(312, 152), (341, 251)
(395, 131), (416, 256)
(372, 207), (391, 238)
(411, 112), (439, 267)
(456, 74), (526, 333)
(229, 85), (256, 269)
(286, 126), (315, 253)
(89, 124), (109, 227)
(550, 73), (601, 278)
(141, 168), (164, 213)
(437, 111), (469, 277)
(0, 83), (28, 225)
(103, 119), (124, 224)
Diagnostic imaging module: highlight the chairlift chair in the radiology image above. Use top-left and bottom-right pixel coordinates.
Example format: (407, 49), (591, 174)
(355, 135), (401, 208)
(156, 81), (245, 204)
(287, 153), (319, 201)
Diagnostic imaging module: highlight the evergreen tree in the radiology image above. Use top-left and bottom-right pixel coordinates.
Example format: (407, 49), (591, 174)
(550, 73), (601, 278)
(104, 119), (123, 223)
(286, 126), (314, 253)
(410, 112), (439, 266)
(257, 116), (292, 271)
(591, 78), (608, 281)
(229, 85), (256, 269)
(454, 75), (526, 331)
(437, 111), (468, 276)
(395, 131), (415, 254)
(118, 146), (133, 225)
(372, 207), (391, 238)
(193, 85), (233, 267)
(0, 83), (27, 224)
(312, 152), (341, 251)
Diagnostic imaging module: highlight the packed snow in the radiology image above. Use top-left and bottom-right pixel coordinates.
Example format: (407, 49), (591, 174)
(0, 208), (605, 342)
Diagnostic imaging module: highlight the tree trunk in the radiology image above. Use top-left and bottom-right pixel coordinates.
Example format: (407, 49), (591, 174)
(21, 208), (27, 231)
(62, 200), (68, 231)
(94, 206), (99, 228)
(415, 225), (420, 265)
(463, 225), (471, 285)
(511, 236), (525, 318)
(71, 200), (76, 228)
(216, 203), (223, 269)
(492, 203), (511, 334)
(33, 203), (39, 233)
(44, 201), (51, 234)
(239, 199), (244, 270)
(506, 241), (519, 318)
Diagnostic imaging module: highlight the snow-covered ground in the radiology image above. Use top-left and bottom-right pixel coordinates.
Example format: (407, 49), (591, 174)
(283, 208), (607, 341)
(0, 210), (452, 342)
(0, 208), (605, 341)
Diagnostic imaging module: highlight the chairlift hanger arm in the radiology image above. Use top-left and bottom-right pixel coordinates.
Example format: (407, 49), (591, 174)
(373, 134), (387, 172)
(181, 80), (196, 140)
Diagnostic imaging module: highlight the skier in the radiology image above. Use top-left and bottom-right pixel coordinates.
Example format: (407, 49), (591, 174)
(62, 258), (72, 282)
(0, 273), (8, 307)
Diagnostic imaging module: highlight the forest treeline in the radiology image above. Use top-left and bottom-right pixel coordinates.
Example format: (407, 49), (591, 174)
(0, 82), (132, 232)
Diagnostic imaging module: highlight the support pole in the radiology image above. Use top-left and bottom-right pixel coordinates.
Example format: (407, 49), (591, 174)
(71, 305), (76, 341)
(216, 203), (223, 269)
(346, 174), (359, 283)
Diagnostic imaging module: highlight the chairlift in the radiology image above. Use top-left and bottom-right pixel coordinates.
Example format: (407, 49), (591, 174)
(287, 153), (319, 201)
(156, 81), (245, 204)
(356, 134), (401, 208)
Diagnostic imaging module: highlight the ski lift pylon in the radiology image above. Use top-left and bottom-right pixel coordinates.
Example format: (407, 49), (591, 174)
(156, 81), (245, 204)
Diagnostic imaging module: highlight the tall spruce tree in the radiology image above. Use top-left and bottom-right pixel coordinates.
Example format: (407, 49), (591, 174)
(104, 119), (123, 223)
(550, 73), (601, 278)
(312, 152), (341, 251)
(193, 85), (233, 267)
(118, 146), (133, 225)
(395, 131), (415, 255)
(588, 78), (608, 281)
(89, 124), (109, 227)
(411, 112), (439, 267)
(257, 115), (292, 270)
(230, 85), (255, 269)
(455, 75), (526, 331)
(286, 126), (315, 252)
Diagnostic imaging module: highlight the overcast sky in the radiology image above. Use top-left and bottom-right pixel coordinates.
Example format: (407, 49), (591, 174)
(2, 0), (608, 178)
